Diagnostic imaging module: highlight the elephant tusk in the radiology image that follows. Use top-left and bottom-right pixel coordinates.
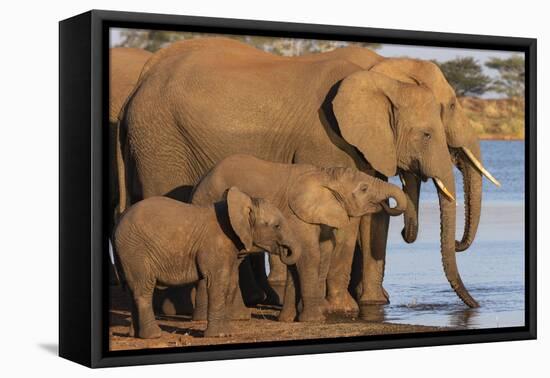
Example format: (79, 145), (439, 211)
(399, 173), (407, 187)
(433, 177), (455, 202)
(462, 147), (501, 187)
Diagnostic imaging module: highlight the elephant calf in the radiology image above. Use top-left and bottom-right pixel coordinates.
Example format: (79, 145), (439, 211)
(191, 154), (408, 322)
(114, 187), (301, 338)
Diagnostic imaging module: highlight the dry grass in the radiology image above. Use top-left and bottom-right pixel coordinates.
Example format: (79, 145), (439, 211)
(460, 97), (525, 140)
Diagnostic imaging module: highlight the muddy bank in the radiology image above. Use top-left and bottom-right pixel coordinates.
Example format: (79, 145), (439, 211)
(109, 286), (449, 351)
(109, 307), (448, 351)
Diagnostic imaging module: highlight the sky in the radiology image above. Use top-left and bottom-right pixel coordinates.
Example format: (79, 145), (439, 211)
(377, 44), (520, 77)
(110, 28), (521, 97)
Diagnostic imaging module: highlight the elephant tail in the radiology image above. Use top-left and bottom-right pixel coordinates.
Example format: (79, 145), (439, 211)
(109, 236), (127, 289)
(115, 116), (129, 218)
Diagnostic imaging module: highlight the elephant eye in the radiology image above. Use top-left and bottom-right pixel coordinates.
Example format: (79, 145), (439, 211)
(423, 132), (432, 140)
(361, 185), (368, 192)
(450, 102), (456, 110)
(273, 223), (281, 230)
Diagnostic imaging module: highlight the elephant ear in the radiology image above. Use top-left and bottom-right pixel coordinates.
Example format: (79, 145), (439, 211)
(332, 71), (399, 178)
(371, 62), (421, 86)
(226, 187), (254, 251)
(288, 172), (349, 229)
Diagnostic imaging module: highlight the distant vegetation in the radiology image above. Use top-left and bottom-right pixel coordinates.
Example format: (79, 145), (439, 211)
(485, 55), (525, 98)
(432, 55), (525, 139)
(115, 29), (380, 56)
(460, 97), (524, 140)
(433, 55), (525, 99)
(115, 30), (524, 139)
(435, 57), (492, 96)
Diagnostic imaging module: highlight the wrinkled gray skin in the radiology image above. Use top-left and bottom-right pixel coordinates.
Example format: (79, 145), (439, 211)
(109, 48), (151, 225)
(114, 187), (301, 338)
(118, 38), (479, 311)
(190, 155), (407, 322)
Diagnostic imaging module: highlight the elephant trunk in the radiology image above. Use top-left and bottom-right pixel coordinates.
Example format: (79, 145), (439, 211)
(278, 225), (302, 266)
(436, 170), (479, 308)
(379, 180), (408, 216)
(400, 171), (421, 243)
(454, 145), (484, 252)
(279, 243), (300, 266)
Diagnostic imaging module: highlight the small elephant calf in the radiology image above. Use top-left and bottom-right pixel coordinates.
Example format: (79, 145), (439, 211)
(114, 187), (301, 338)
(191, 154), (408, 322)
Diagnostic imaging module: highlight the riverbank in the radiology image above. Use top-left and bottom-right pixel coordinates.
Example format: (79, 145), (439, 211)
(109, 305), (448, 351)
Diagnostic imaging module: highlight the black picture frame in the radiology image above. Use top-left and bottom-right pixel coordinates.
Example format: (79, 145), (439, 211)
(59, 9), (537, 368)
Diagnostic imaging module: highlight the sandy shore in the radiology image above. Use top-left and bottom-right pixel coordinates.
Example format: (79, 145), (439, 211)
(109, 284), (448, 351)
(109, 306), (447, 351)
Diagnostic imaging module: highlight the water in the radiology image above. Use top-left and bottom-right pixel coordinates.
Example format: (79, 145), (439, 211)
(263, 140), (525, 329)
(381, 140), (526, 329)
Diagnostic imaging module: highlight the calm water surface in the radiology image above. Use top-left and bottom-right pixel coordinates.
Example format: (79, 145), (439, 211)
(260, 141), (525, 329)
(381, 140), (525, 329)
(388, 140), (525, 202)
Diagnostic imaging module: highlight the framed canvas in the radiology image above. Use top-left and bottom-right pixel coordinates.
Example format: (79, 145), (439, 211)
(59, 10), (537, 368)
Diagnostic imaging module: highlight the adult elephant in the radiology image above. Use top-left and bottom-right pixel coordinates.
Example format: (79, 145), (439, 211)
(174, 43), (496, 307)
(107, 47), (152, 285)
(109, 47), (152, 124)
(117, 37), (478, 311)
(109, 47), (152, 224)
(286, 46), (500, 305)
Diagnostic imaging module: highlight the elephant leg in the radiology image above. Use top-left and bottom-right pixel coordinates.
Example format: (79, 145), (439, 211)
(357, 212), (390, 306)
(204, 269), (231, 338)
(325, 218), (360, 316)
(228, 259), (252, 320)
(249, 253), (281, 306)
(192, 279), (208, 321)
(128, 293), (138, 337)
(318, 236), (335, 310)
(278, 266), (298, 322)
(295, 236), (324, 323)
(238, 256), (267, 306)
(131, 277), (161, 339)
(267, 253), (287, 305)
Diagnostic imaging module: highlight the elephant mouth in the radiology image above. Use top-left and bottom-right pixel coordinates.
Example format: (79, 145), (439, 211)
(380, 201), (404, 216)
(278, 244), (298, 265)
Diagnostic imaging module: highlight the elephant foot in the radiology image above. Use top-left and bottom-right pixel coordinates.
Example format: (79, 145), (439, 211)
(358, 285), (390, 306)
(298, 301), (325, 323)
(278, 304), (297, 322)
(358, 303), (386, 322)
(204, 322), (232, 338)
(138, 323), (162, 339)
(325, 292), (359, 317)
(298, 309), (325, 323)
